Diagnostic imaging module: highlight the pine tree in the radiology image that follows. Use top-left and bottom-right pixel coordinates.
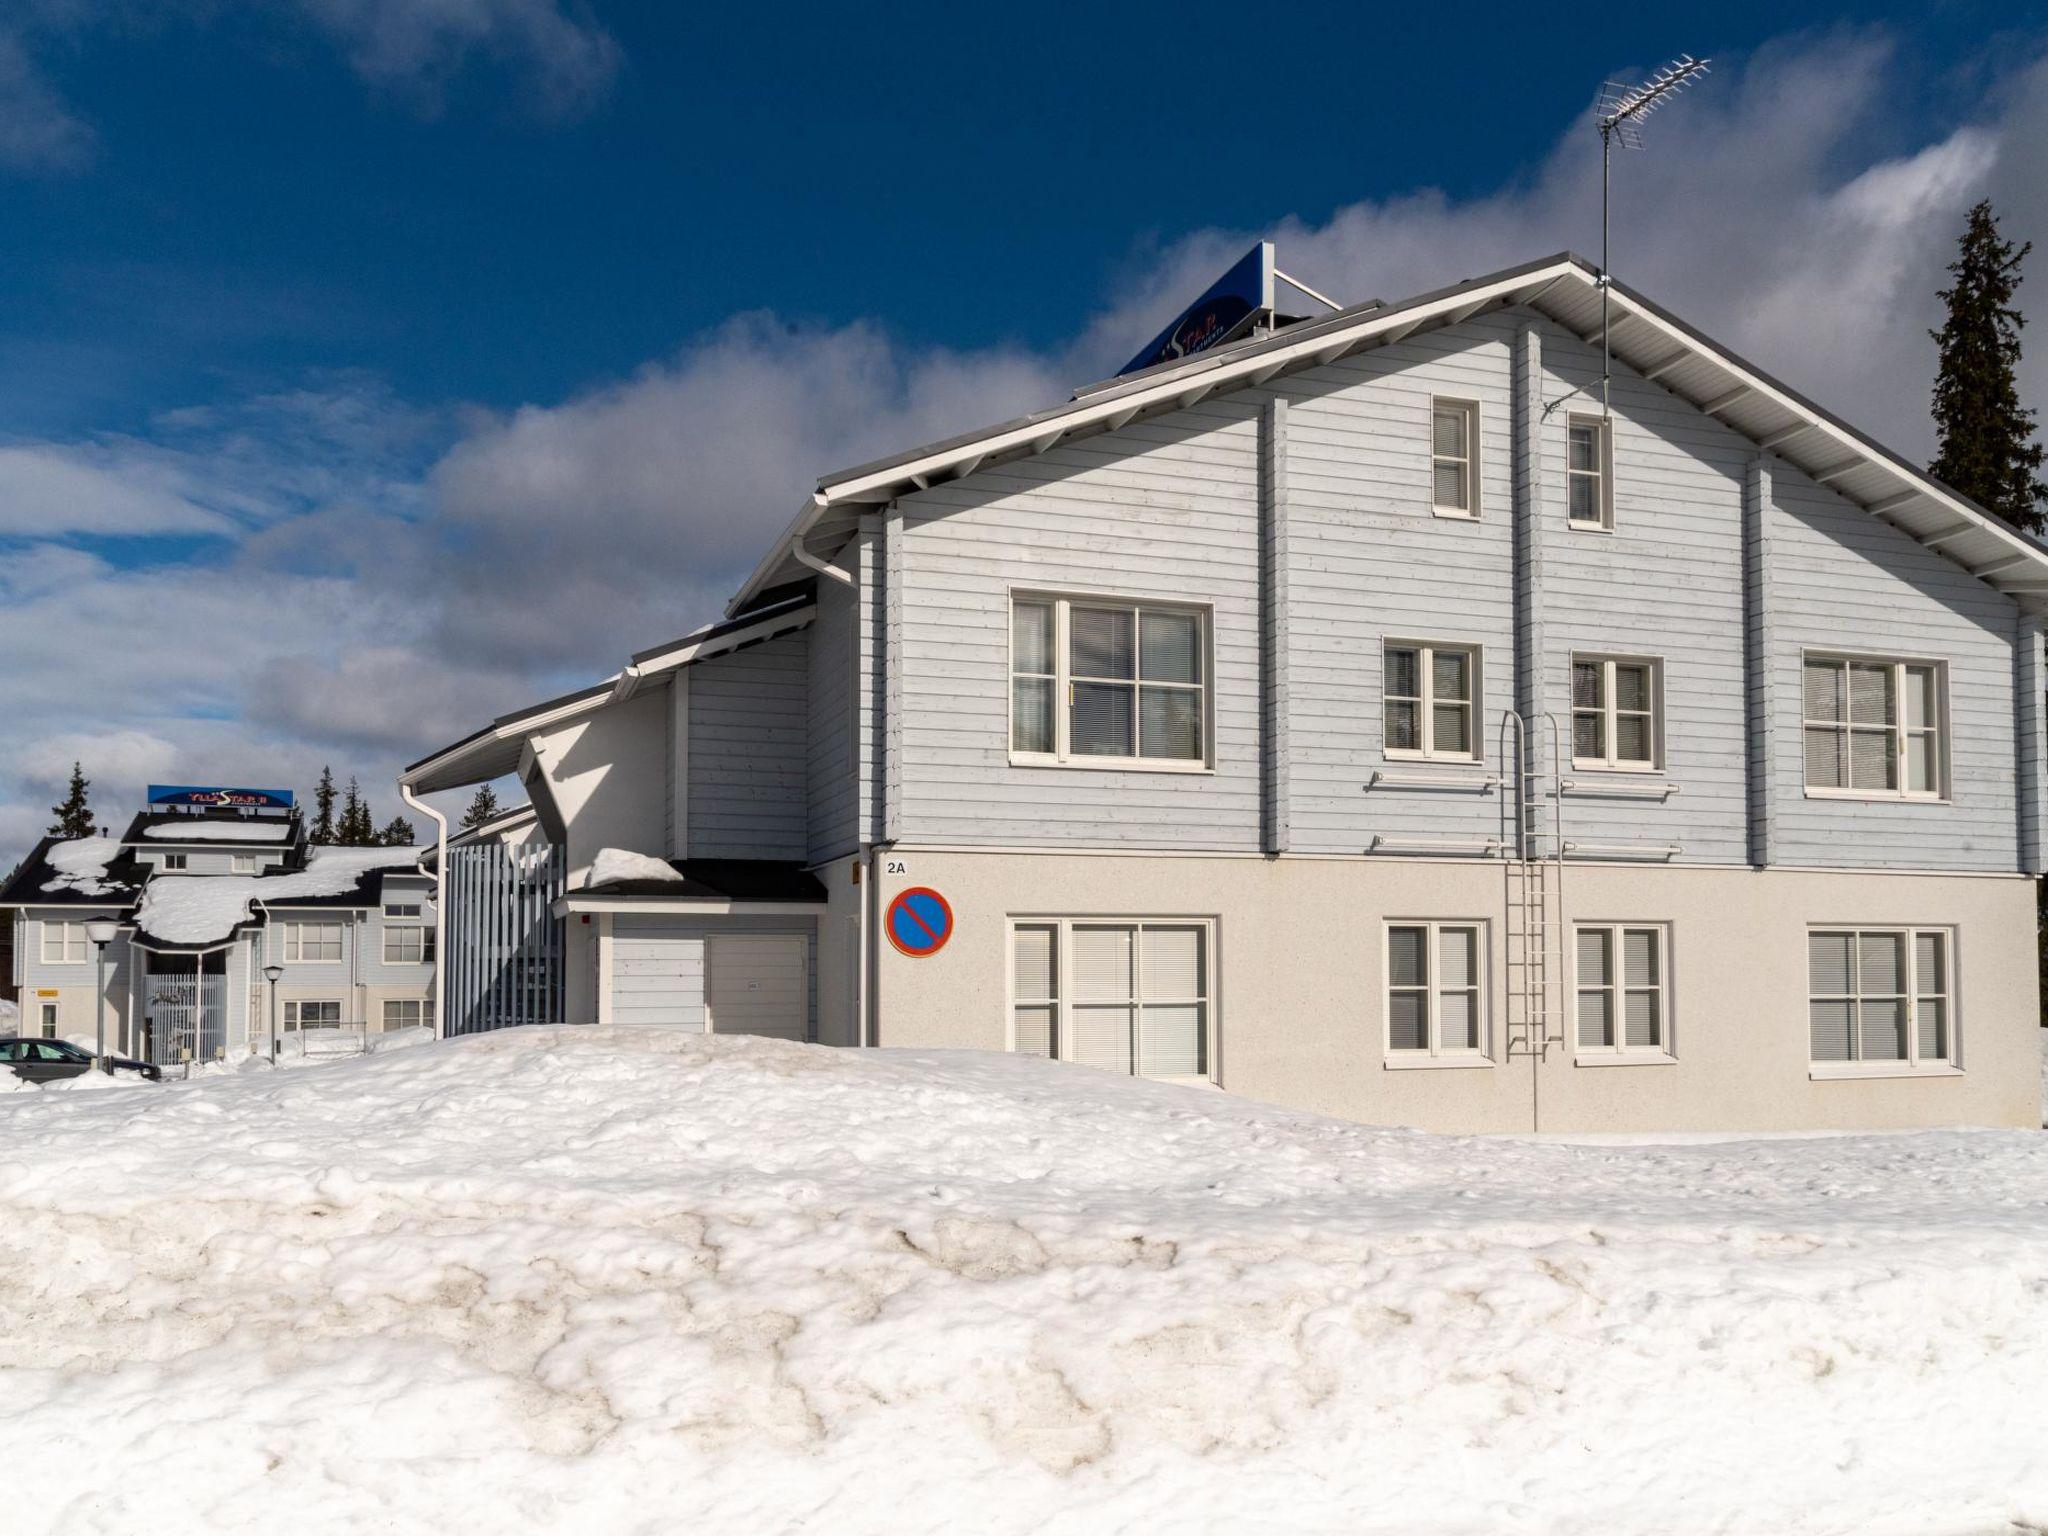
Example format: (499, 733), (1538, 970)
(312, 767), (337, 845)
(378, 814), (417, 847)
(337, 777), (374, 846)
(46, 762), (95, 839)
(459, 783), (502, 832)
(1929, 200), (2048, 534)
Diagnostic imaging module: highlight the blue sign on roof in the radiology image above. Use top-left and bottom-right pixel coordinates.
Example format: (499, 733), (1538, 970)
(148, 785), (295, 811)
(1119, 242), (1274, 377)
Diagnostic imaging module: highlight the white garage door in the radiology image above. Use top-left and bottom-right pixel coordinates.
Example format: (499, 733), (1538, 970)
(611, 920), (705, 1029)
(708, 934), (808, 1041)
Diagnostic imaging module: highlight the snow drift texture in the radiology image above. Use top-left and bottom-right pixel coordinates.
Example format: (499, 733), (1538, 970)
(132, 845), (418, 944)
(1, 1028), (2044, 1535)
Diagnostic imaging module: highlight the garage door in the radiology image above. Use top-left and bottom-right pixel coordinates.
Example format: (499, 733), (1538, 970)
(610, 919), (705, 1029)
(707, 934), (808, 1041)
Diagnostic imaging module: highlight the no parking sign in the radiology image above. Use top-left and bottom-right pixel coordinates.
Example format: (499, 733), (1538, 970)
(886, 887), (953, 957)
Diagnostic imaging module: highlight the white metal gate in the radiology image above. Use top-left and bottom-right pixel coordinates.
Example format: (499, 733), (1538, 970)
(446, 845), (566, 1034)
(144, 973), (227, 1065)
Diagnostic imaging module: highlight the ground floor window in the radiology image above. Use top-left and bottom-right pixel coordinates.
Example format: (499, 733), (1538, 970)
(38, 1001), (58, 1038)
(283, 999), (342, 1031)
(1809, 928), (1954, 1070)
(1574, 924), (1670, 1057)
(1009, 918), (1211, 1081)
(381, 999), (433, 1031)
(1385, 921), (1487, 1059)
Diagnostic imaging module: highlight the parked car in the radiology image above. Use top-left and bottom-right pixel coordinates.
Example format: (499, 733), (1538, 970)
(0, 1038), (162, 1083)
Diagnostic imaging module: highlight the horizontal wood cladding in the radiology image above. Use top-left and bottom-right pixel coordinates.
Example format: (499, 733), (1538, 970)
(688, 632), (809, 860)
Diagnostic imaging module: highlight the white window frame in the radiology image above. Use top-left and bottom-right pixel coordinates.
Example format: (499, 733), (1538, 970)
(231, 854), (257, 874)
(1382, 639), (1482, 762)
(1571, 654), (1663, 771)
(1008, 593), (1212, 772)
(40, 920), (87, 965)
(1004, 916), (1217, 1085)
(281, 920), (344, 964)
(1382, 920), (1492, 1066)
(38, 1001), (59, 1037)
(283, 999), (343, 1032)
(1566, 414), (1613, 530)
(1807, 926), (1959, 1079)
(1571, 922), (1675, 1063)
(1800, 652), (1947, 802)
(1429, 397), (1480, 519)
(382, 925), (434, 964)
(382, 998), (434, 1031)
(162, 853), (188, 871)
(384, 901), (422, 920)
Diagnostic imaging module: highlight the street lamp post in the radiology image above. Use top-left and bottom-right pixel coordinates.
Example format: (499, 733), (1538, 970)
(264, 964), (284, 1063)
(84, 920), (122, 1072)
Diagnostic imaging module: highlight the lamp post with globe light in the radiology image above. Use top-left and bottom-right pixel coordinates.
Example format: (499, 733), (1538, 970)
(83, 920), (122, 1071)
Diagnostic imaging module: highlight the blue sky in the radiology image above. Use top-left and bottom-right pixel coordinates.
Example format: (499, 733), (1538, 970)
(2, 0), (2046, 859)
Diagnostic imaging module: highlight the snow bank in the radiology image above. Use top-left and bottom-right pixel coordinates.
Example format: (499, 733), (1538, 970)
(587, 846), (683, 887)
(143, 821), (292, 842)
(39, 835), (126, 895)
(0, 997), (15, 1027)
(1, 1030), (2045, 1535)
(133, 846), (421, 944)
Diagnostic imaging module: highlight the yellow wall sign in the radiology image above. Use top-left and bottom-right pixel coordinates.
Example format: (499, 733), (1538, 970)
(35, 988), (59, 998)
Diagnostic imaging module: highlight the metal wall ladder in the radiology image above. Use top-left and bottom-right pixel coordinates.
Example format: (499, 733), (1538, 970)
(1499, 711), (1567, 1067)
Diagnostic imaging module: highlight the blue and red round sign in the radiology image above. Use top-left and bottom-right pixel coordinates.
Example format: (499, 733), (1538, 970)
(886, 887), (954, 957)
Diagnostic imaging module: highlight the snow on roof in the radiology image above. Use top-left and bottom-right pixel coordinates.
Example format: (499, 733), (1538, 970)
(40, 837), (127, 897)
(586, 847), (684, 888)
(133, 846), (422, 946)
(141, 821), (293, 843)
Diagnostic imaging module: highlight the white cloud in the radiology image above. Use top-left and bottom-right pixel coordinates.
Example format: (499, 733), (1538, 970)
(0, 26), (93, 172)
(0, 444), (237, 537)
(294, 0), (622, 116)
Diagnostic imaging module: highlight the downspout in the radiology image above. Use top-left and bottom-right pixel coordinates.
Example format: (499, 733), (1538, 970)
(400, 780), (449, 1040)
(788, 533), (855, 587)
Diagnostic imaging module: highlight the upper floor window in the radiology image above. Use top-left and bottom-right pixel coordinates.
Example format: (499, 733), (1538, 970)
(1431, 399), (1479, 518)
(1386, 921), (1486, 1060)
(1567, 415), (1611, 528)
(282, 920), (343, 963)
(383, 925), (436, 964)
(1575, 924), (1670, 1058)
(1384, 641), (1478, 761)
(384, 901), (422, 920)
(162, 853), (188, 871)
(40, 920), (87, 964)
(1572, 655), (1661, 769)
(1010, 596), (1207, 766)
(1809, 928), (1953, 1072)
(1802, 655), (1944, 799)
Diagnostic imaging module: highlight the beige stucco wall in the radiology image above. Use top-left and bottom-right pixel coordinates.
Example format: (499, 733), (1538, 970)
(867, 850), (2040, 1134)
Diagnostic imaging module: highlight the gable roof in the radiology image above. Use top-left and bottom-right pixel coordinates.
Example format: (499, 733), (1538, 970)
(726, 251), (2048, 617)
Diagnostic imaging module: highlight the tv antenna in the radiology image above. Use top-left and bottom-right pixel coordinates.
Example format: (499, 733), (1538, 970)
(1594, 54), (1710, 417)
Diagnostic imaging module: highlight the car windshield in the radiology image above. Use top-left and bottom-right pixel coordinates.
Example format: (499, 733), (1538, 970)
(34, 1041), (92, 1062)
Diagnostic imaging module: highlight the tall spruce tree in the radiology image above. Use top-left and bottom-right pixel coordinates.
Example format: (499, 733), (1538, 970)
(337, 777), (374, 846)
(459, 783), (502, 832)
(378, 814), (417, 847)
(46, 762), (95, 839)
(312, 767), (337, 844)
(1929, 200), (2047, 533)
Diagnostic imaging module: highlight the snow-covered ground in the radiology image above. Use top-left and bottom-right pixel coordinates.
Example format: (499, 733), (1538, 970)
(1, 1029), (2045, 1536)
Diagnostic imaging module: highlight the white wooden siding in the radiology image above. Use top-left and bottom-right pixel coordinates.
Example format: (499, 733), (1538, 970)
(687, 631), (809, 859)
(807, 576), (858, 861)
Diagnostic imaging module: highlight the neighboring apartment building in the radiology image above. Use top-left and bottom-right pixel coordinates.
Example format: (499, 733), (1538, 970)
(403, 251), (2048, 1133)
(1, 787), (434, 1063)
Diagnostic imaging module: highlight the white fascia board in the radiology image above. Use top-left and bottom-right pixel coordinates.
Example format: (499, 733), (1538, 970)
(617, 604), (817, 694)
(553, 897), (830, 917)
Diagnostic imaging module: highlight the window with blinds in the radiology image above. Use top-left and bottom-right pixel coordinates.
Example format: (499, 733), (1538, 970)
(1567, 415), (1612, 528)
(1571, 655), (1660, 770)
(1010, 596), (1207, 766)
(1801, 655), (1944, 798)
(1430, 399), (1479, 517)
(1008, 919), (1211, 1081)
(1383, 641), (1479, 761)
(1384, 921), (1487, 1060)
(1574, 924), (1670, 1057)
(1808, 928), (1953, 1071)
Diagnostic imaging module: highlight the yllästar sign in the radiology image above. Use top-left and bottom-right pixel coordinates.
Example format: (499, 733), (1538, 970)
(885, 887), (954, 957)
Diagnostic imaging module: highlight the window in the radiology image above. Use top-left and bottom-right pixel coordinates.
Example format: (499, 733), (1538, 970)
(231, 854), (257, 874)
(1383, 641), (1478, 760)
(162, 853), (188, 871)
(384, 901), (422, 920)
(1809, 929), (1954, 1072)
(1567, 415), (1611, 528)
(382, 999), (434, 1031)
(40, 920), (86, 964)
(1572, 655), (1660, 769)
(282, 921), (343, 963)
(1385, 922), (1487, 1060)
(383, 925), (435, 964)
(283, 999), (342, 1031)
(1803, 656), (1944, 798)
(1430, 399), (1479, 517)
(1010, 596), (1207, 766)
(1575, 925), (1670, 1057)
(1008, 919), (1212, 1081)
(38, 1002), (58, 1038)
